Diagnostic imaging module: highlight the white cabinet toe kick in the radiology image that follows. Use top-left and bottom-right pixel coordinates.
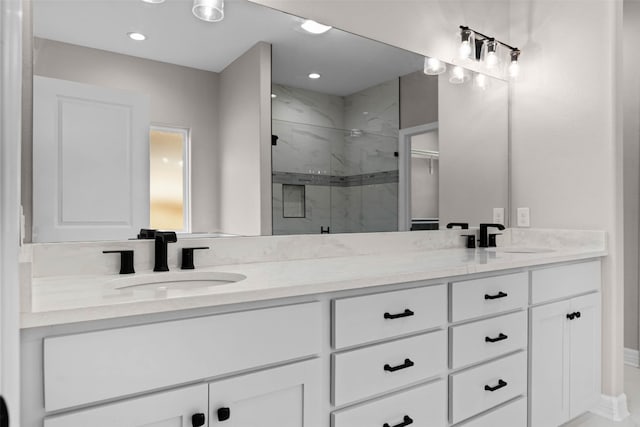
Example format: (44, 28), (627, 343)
(21, 259), (602, 427)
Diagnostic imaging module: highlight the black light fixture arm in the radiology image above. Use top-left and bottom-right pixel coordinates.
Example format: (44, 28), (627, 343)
(459, 25), (519, 52)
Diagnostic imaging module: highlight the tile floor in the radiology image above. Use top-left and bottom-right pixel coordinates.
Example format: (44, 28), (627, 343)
(564, 366), (640, 426)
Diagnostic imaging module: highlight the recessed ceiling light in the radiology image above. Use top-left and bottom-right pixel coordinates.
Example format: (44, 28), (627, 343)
(141, 0), (165, 3)
(271, 94), (277, 98)
(308, 73), (321, 79)
(301, 20), (332, 34)
(127, 32), (147, 41)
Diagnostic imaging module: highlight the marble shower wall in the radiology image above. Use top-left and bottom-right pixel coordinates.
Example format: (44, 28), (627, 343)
(271, 82), (399, 234)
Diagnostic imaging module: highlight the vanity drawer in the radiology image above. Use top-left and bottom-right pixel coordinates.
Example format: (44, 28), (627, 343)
(44, 302), (321, 411)
(451, 273), (528, 322)
(333, 284), (447, 349)
(457, 397), (527, 427)
(449, 351), (527, 424)
(332, 380), (447, 427)
(332, 330), (447, 406)
(450, 311), (527, 369)
(531, 260), (601, 304)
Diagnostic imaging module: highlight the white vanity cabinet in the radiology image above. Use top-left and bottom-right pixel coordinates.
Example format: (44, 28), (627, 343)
(529, 262), (602, 427)
(22, 258), (604, 427)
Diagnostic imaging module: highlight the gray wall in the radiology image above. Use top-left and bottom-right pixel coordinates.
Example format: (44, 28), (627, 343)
(31, 38), (220, 234)
(624, 0), (640, 351)
(400, 70), (438, 129)
(438, 74), (509, 227)
(218, 42), (272, 236)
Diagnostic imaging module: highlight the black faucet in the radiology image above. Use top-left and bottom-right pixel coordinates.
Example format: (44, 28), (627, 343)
(154, 231), (177, 272)
(478, 223), (505, 248)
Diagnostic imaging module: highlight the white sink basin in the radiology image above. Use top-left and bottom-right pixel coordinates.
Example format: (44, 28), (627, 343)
(111, 271), (247, 290)
(485, 247), (555, 254)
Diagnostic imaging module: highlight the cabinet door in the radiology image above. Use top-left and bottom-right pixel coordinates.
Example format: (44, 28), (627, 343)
(530, 299), (571, 427)
(44, 384), (207, 427)
(209, 359), (321, 427)
(569, 292), (601, 418)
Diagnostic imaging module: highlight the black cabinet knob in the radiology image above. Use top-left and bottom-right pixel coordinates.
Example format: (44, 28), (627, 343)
(485, 333), (508, 343)
(181, 247), (210, 270)
(217, 407), (231, 422)
(102, 250), (135, 274)
(384, 358), (415, 372)
(484, 379), (508, 392)
(191, 413), (205, 427)
(383, 415), (414, 427)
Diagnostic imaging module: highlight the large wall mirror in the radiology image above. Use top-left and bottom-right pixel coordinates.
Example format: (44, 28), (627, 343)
(26, 0), (509, 242)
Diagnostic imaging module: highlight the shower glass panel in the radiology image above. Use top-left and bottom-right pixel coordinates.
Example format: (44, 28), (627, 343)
(271, 80), (400, 235)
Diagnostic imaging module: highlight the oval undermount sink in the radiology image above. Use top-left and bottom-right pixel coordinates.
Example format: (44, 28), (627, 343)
(485, 247), (555, 254)
(112, 271), (247, 290)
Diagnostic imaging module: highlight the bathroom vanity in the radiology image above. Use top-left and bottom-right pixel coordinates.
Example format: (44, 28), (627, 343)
(19, 230), (605, 427)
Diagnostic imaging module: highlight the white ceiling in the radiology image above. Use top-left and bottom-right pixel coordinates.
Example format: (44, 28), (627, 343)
(32, 0), (426, 96)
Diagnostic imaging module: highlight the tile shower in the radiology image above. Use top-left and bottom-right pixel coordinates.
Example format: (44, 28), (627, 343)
(271, 81), (399, 235)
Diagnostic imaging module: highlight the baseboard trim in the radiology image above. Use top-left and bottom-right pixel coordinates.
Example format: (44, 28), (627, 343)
(625, 347), (639, 367)
(589, 393), (630, 421)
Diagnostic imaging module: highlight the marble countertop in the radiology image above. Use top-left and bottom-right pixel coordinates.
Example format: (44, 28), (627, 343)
(22, 244), (607, 329)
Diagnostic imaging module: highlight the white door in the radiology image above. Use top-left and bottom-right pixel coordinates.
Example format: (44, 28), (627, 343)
(33, 76), (150, 242)
(209, 359), (321, 427)
(0, 0), (23, 425)
(43, 384), (208, 427)
(569, 292), (602, 418)
(530, 299), (572, 427)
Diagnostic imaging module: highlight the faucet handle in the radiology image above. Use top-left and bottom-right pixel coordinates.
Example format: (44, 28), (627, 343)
(103, 250), (135, 274)
(488, 233), (502, 248)
(181, 247), (210, 270)
(461, 234), (476, 249)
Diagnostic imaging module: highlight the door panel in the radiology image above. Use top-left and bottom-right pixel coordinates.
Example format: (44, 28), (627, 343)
(33, 76), (150, 242)
(44, 384), (207, 427)
(209, 359), (321, 427)
(530, 300), (571, 427)
(569, 292), (602, 418)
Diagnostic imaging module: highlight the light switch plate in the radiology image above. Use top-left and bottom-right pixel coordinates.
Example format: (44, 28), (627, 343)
(517, 207), (530, 227)
(493, 208), (505, 225)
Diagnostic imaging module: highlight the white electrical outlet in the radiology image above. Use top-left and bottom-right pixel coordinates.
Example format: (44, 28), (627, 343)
(517, 207), (530, 227)
(493, 208), (505, 225)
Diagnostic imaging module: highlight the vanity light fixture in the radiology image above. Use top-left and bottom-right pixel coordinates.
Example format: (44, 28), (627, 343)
(458, 25), (521, 78)
(508, 49), (521, 79)
(424, 57), (446, 75)
(301, 19), (332, 34)
(192, 0), (224, 22)
(308, 73), (321, 79)
(458, 26), (475, 60)
(127, 32), (147, 41)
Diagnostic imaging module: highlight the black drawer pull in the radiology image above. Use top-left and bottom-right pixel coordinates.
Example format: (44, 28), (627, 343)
(484, 379), (508, 392)
(384, 358), (414, 372)
(485, 291), (508, 300)
(217, 407), (231, 422)
(383, 415), (414, 427)
(485, 333), (508, 343)
(191, 413), (205, 427)
(384, 309), (414, 320)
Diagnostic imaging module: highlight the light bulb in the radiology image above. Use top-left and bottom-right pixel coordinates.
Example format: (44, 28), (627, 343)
(474, 73), (488, 90)
(508, 49), (521, 79)
(308, 73), (321, 79)
(192, 0), (224, 22)
(483, 39), (500, 70)
(459, 27), (475, 60)
(449, 66), (469, 84)
(424, 57), (447, 75)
